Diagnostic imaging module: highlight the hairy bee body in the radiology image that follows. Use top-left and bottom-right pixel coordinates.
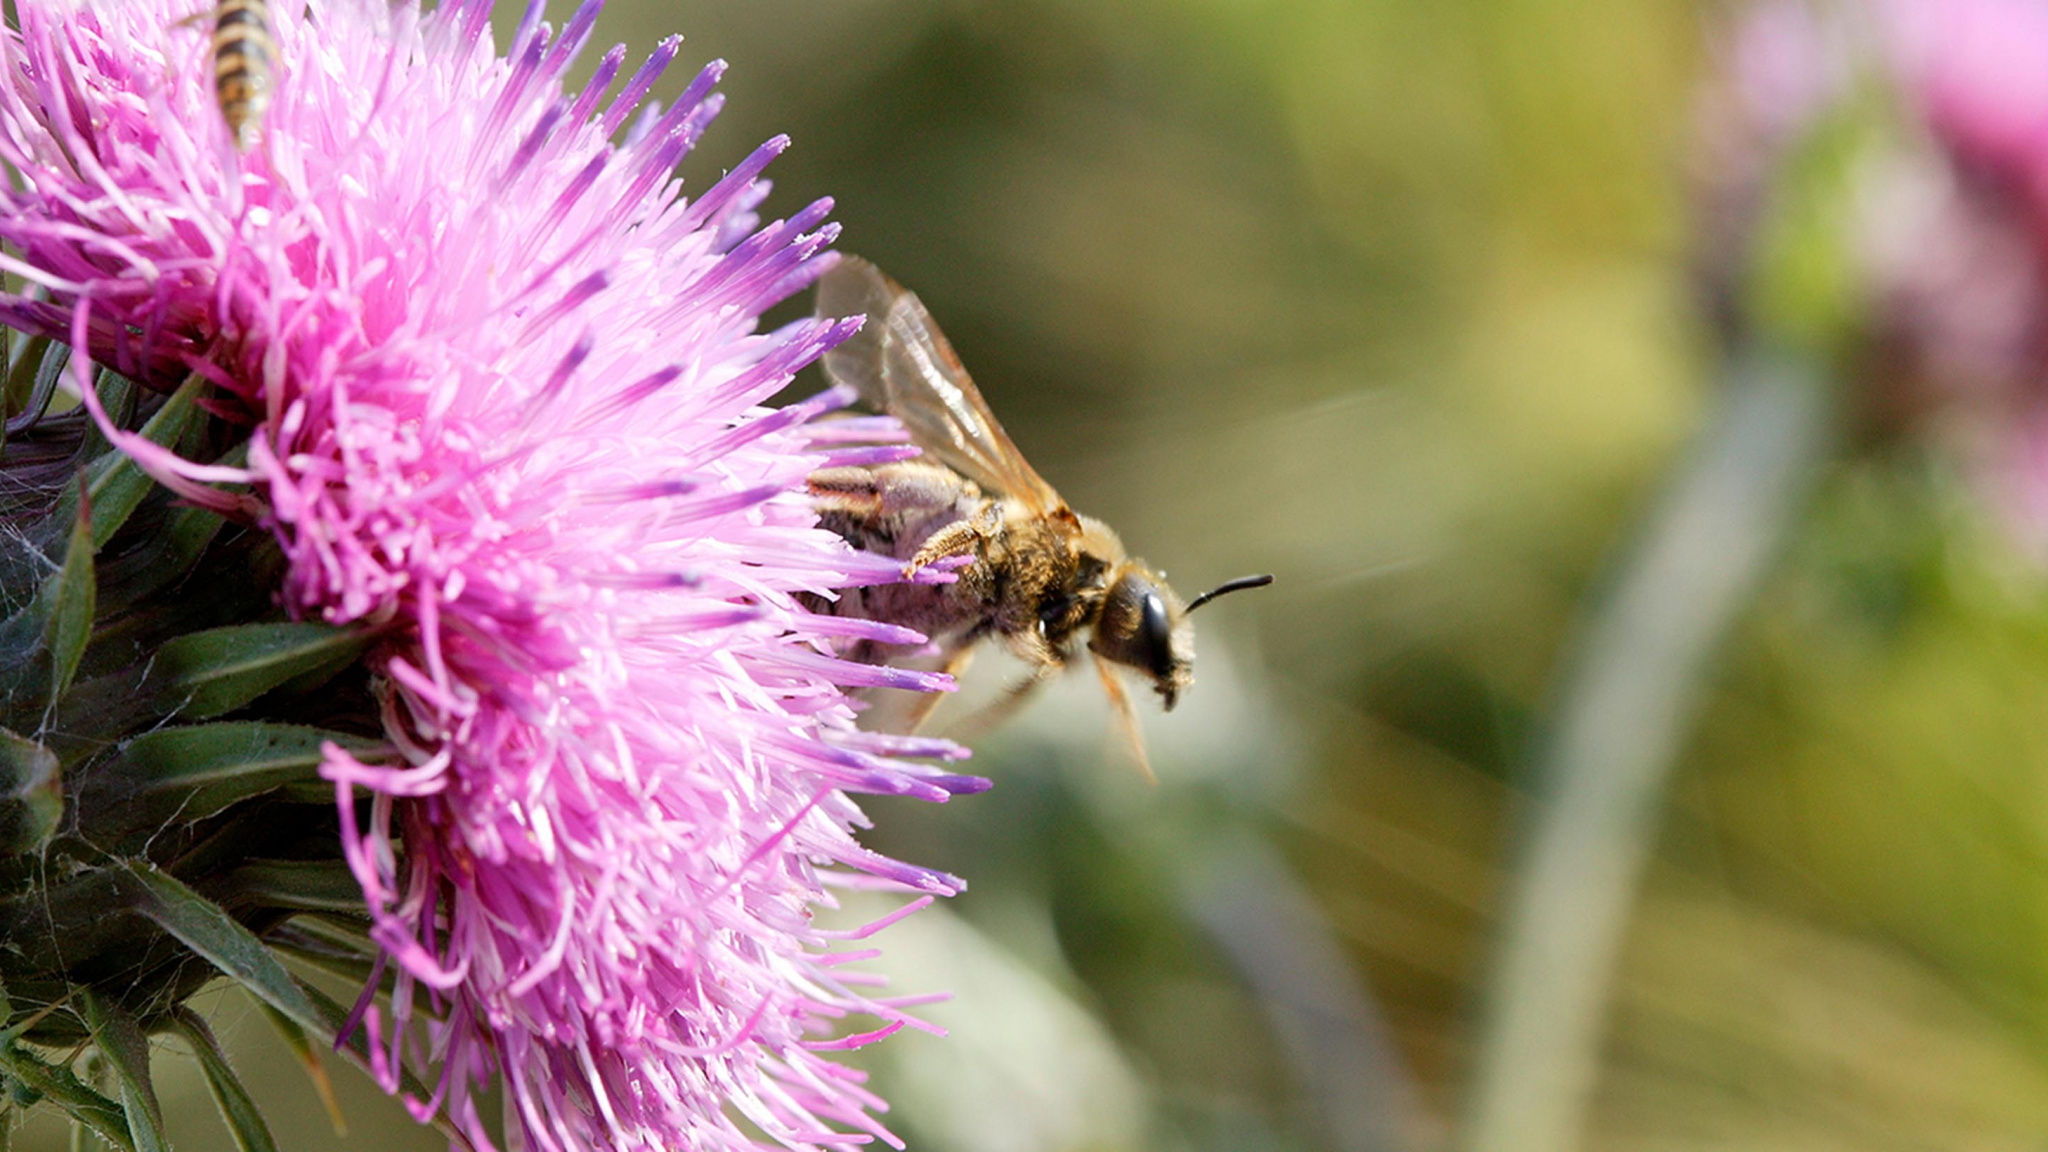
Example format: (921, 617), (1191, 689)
(809, 460), (1113, 670)
(806, 257), (1268, 762)
(212, 0), (273, 151)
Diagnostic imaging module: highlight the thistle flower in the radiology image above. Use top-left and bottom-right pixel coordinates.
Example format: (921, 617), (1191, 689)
(1696, 0), (2048, 553)
(1877, 0), (2048, 540)
(0, 0), (984, 1148)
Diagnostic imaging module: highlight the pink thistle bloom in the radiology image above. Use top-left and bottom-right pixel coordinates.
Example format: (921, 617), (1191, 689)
(0, 0), (986, 1147)
(1881, 0), (2048, 545)
(1705, 1), (2048, 552)
(1889, 0), (2048, 245)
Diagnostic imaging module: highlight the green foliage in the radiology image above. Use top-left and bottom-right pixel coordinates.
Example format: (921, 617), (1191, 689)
(118, 863), (329, 1041)
(76, 991), (167, 1152)
(44, 493), (95, 706)
(1743, 89), (1895, 366)
(0, 732), (59, 856)
(169, 1011), (279, 1152)
(0, 1041), (131, 1152)
(143, 625), (371, 721)
(0, 348), (392, 1151)
(91, 723), (382, 837)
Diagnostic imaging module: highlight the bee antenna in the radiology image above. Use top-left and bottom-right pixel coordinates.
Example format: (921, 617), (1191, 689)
(1186, 573), (1274, 613)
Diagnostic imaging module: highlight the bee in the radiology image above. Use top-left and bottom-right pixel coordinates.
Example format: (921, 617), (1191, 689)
(807, 256), (1271, 772)
(211, 0), (273, 151)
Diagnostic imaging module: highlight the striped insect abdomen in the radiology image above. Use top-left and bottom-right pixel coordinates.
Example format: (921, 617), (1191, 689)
(211, 0), (273, 151)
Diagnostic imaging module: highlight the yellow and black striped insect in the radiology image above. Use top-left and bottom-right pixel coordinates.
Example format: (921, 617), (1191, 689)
(210, 0), (273, 151)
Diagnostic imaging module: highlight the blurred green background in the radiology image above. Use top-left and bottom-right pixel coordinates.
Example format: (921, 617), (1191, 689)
(33, 0), (2048, 1149)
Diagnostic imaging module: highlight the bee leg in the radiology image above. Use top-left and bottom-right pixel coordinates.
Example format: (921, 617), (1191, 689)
(949, 660), (1059, 741)
(807, 467), (884, 515)
(1093, 653), (1155, 784)
(904, 503), (1001, 576)
(892, 647), (975, 734)
(947, 631), (1064, 739)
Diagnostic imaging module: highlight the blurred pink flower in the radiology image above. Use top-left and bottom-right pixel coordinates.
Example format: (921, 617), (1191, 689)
(1703, 0), (2048, 549)
(0, 0), (985, 1148)
(1882, 0), (2048, 543)
(1890, 0), (2048, 240)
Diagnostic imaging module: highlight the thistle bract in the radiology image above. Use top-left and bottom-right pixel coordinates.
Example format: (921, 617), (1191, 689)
(0, 1), (982, 1149)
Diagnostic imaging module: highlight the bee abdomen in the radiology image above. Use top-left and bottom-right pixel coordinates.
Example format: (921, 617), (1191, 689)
(212, 0), (273, 152)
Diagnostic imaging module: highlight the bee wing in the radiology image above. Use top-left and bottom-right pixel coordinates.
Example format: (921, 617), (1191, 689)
(818, 256), (1065, 515)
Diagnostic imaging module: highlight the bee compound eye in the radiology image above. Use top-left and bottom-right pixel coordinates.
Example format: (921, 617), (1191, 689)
(1138, 591), (1174, 679)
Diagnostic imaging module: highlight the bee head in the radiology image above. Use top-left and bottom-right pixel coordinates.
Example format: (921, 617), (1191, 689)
(1089, 568), (1274, 712)
(1089, 566), (1193, 710)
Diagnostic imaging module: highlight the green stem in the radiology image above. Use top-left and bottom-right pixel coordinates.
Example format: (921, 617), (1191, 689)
(1459, 350), (1836, 1152)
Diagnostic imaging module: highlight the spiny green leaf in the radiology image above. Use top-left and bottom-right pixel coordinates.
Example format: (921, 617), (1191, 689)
(0, 487), (99, 723)
(116, 722), (371, 788)
(0, 1043), (130, 1152)
(81, 374), (207, 550)
(107, 722), (385, 820)
(263, 924), (380, 988)
(0, 729), (59, 855)
(117, 861), (324, 1038)
(0, 611), (41, 694)
(96, 504), (226, 616)
(45, 490), (94, 706)
(145, 623), (371, 720)
(1, 334), (54, 426)
(0, 594), (55, 720)
(0, 486), (97, 721)
(276, 781), (344, 805)
(17, 371), (214, 592)
(170, 1009), (279, 1152)
(70, 370), (137, 476)
(112, 1057), (165, 1152)
(73, 991), (163, 1152)
(219, 860), (366, 913)
(250, 1002), (343, 1136)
